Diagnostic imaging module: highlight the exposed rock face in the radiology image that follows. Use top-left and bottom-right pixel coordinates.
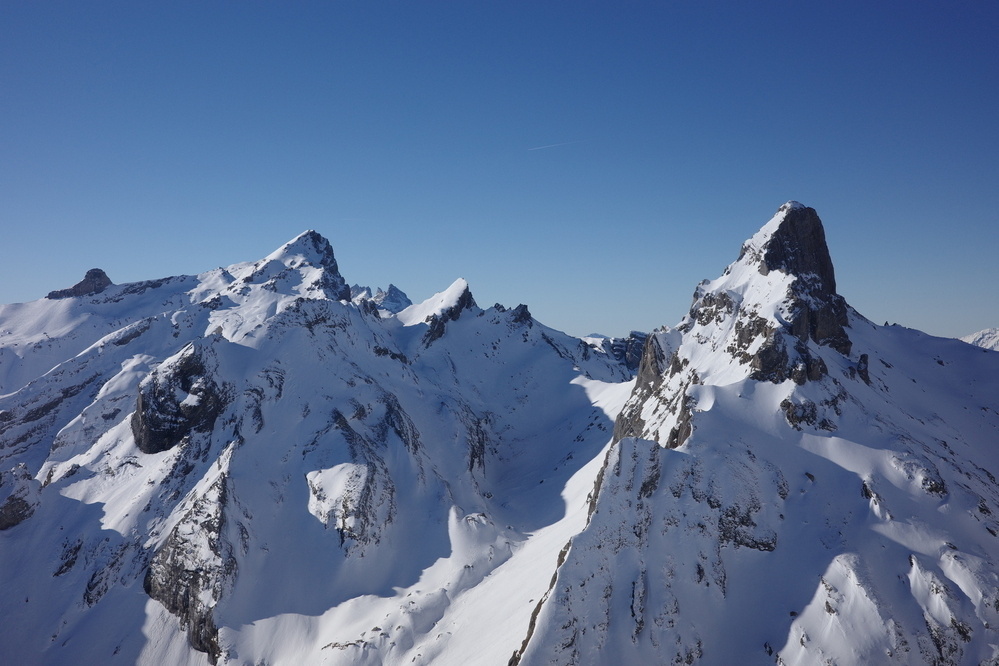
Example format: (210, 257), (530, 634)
(0, 228), (640, 666)
(266, 230), (351, 301)
(314, 408), (399, 551)
(516, 203), (999, 665)
(300, 229), (351, 301)
(587, 331), (650, 374)
(315, 270), (351, 302)
(740, 202), (852, 357)
(351, 284), (414, 314)
(751, 202), (837, 293)
(0, 495), (32, 530)
(423, 284), (477, 346)
(612, 329), (676, 443)
(374, 284), (413, 313)
(0, 464), (40, 530)
(510, 303), (533, 325)
(616, 203), (855, 449)
(144, 477), (234, 664)
(131, 343), (227, 455)
(46, 268), (112, 299)
(614, 331), (648, 371)
(712, 203), (851, 380)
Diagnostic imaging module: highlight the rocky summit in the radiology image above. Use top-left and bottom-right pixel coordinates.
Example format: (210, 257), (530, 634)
(2, 204), (998, 666)
(46, 268), (113, 300)
(516, 203), (999, 665)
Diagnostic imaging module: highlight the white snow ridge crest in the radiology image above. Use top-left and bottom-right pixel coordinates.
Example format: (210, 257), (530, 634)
(2, 203), (999, 666)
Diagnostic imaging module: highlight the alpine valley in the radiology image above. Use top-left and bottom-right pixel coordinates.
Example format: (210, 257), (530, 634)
(2, 203), (998, 666)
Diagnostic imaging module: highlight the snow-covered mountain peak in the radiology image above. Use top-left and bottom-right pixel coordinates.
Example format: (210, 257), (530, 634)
(223, 230), (350, 302)
(679, 202), (852, 381)
(738, 201), (838, 297)
(617, 203), (857, 447)
(961, 327), (999, 351)
(351, 283), (413, 314)
(0, 226), (640, 665)
(397, 277), (476, 326)
(375, 284), (413, 313)
(264, 230), (338, 270)
(3, 204), (999, 666)
(519, 204), (999, 666)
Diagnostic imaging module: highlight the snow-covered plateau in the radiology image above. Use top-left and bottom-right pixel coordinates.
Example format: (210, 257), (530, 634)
(2, 205), (998, 665)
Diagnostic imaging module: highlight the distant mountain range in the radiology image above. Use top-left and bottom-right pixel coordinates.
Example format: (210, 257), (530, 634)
(962, 327), (999, 352)
(2, 204), (997, 665)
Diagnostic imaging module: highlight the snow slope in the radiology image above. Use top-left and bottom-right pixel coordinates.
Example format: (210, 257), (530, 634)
(515, 203), (999, 665)
(0, 231), (634, 665)
(4, 206), (999, 666)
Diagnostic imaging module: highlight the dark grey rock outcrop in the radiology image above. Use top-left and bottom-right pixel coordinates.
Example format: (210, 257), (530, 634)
(0, 464), (40, 530)
(46, 268), (112, 299)
(614, 202), (854, 449)
(611, 331), (648, 371)
(612, 331), (673, 443)
(720, 203), (853, 384)
(131, 345), (227, 455)
(510, 304), (533, 325)
(144, 477), (234, 664)
(744, 202), (852, 357)
(751, 203), (837, 294)
(423, 285), (477, 346)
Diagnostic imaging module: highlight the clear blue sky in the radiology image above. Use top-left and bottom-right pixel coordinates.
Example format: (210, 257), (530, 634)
(2, 2), (997, 338)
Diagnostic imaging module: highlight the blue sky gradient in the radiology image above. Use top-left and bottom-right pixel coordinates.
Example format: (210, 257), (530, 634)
(2, 2), (997, 338)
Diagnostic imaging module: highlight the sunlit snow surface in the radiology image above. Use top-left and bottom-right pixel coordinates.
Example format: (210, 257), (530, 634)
(3, 215), (999, 666)
(961, 327), (999, 352)
(517, 205), (999, 665)
(0, 231), (634, 665)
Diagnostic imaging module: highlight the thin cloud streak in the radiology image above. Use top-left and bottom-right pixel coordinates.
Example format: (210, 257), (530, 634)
(527, 140), (584, 151)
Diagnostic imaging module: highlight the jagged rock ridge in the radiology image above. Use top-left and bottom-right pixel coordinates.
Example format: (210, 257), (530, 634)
(351, 283), (413, 314)
(583, 331), (649, 373)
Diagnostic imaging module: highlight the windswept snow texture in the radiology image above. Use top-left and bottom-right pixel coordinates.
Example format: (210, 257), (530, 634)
(516, 203), (999, 666)
(0, 230), (635, 665)
(962, 327), (999, 352)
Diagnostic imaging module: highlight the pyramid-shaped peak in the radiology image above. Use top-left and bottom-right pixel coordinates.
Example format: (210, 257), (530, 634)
(678, 203), (853, 385)
(259, 230), (350, 301)
(398, 278), (475, 325)
(266, 230), (338, 270)
(739, 202), (837, 295)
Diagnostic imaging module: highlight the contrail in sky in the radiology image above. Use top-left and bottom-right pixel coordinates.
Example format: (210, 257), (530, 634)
(527, 140), (584, 151)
